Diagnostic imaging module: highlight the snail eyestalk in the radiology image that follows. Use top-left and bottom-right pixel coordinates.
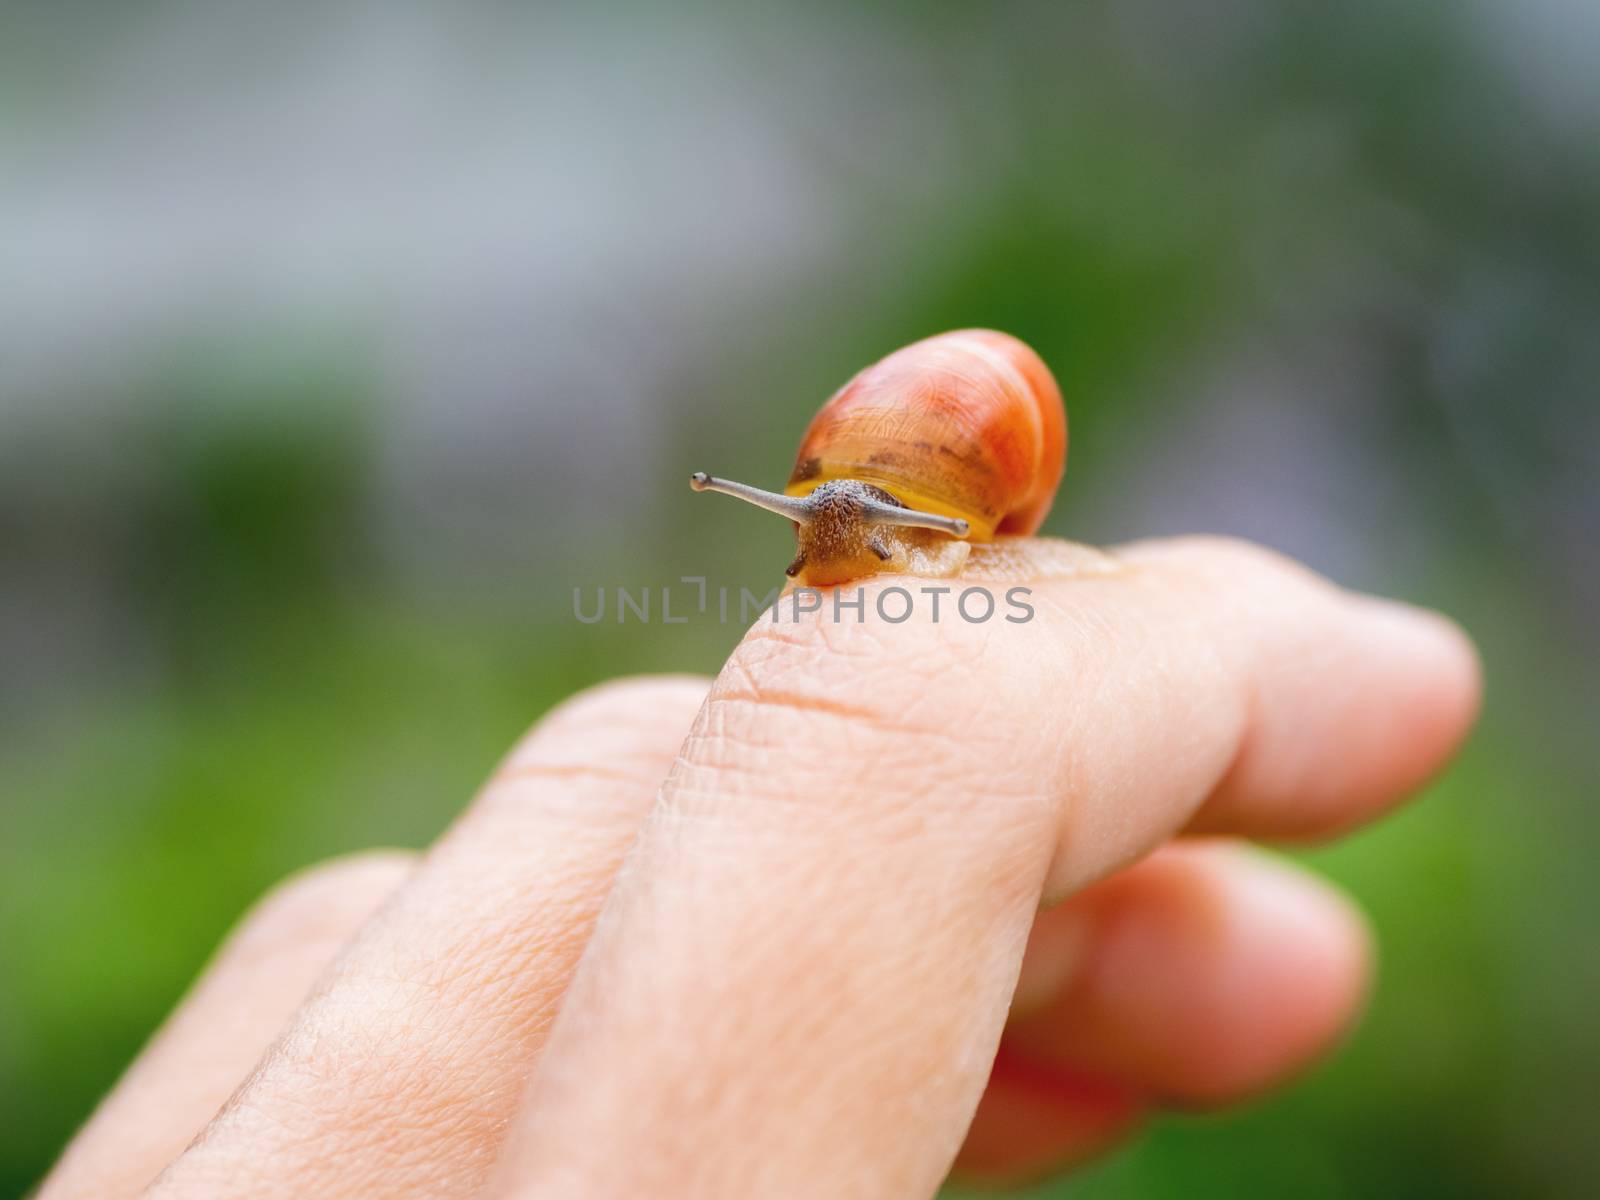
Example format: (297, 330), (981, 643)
(691, 471), (974, 587)
(857, 498), (970, 539)
(689, 472), (969, 539)
(689, 472), (815, 524)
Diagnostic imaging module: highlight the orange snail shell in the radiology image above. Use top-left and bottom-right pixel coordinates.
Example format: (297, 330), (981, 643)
(785, 330), (1067, 543)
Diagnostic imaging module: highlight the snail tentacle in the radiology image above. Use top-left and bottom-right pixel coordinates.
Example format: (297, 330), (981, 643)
(856, 496), (970, 539)
(689, 473), (815, 524)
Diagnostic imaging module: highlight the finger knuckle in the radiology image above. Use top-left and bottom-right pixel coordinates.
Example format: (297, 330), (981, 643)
(1167, 535), (1335, 595)
(514, 674), (709, 750)
(232, 851), (414, 957)
(482, 676), (708, 803)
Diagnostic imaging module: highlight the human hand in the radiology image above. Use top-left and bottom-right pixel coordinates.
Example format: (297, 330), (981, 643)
(40, 537), (1479, 1198)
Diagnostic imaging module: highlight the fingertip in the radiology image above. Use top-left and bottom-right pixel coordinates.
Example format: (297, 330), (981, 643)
(1168, 845), (1371, 1105)
(1190, 592), (1483, 842)
(226, 850), (416, 960)
(1305, 597), (1483, 837)
(1149, 844), (1373, 1105)
(1007, 844), (1374, 1107)
(1360, 598), (1483, 764)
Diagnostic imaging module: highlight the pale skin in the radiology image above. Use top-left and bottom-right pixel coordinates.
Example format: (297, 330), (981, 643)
(38, 536), (1481, 1198)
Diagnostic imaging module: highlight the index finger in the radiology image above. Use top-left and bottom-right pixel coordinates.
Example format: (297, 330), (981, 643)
(490, 536), (1479, 1198)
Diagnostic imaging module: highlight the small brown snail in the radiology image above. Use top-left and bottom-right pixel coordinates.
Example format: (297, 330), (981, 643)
(691, 329), (1067, 587)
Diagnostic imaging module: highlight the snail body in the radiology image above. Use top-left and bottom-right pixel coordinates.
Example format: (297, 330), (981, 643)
(692, 330), (1067, 587)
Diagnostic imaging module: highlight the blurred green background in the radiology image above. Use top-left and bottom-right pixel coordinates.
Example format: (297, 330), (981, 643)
(2, 2), (1597, 1196)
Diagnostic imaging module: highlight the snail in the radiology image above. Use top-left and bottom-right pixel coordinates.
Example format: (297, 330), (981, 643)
(691, 329), (1067, 587)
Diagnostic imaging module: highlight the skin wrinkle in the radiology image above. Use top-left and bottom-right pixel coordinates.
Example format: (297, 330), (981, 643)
(729, 595), (1042, 741)
(706, 676), (962, 793)
(388, 892), (555, 1001)
(711, 688), (896, 729)
(739, 619), (891, 684)
(666, 707), (1008, 831)
(671, 713), (949, 789)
